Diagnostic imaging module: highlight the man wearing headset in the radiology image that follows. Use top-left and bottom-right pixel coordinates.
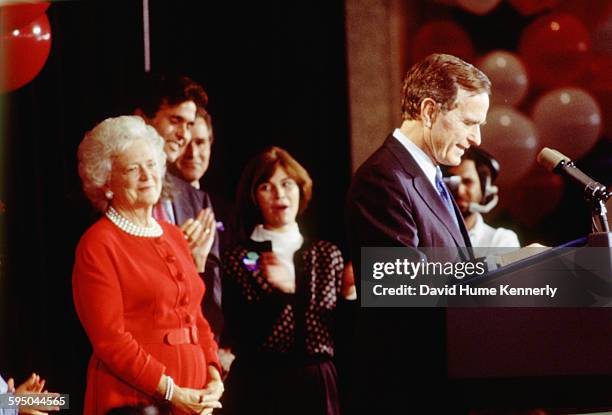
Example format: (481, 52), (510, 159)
(445, 147), (520, 247)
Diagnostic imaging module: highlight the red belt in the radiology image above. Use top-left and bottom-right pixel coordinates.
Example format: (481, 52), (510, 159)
(132, 326), (200, 346)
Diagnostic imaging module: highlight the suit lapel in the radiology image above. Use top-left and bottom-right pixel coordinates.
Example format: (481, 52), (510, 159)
(167, 173), (204, 225)
(383, 136), (470, 247)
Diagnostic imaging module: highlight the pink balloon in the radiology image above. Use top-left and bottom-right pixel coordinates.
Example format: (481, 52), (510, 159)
(456, 0), (501, 15)
(480, 106), (539, 187)
(477, 50), (529, 106)
(518, 13), (591, 89)
(508, 0), (559, 16)
(532, 88), (602, 160)
(412, 21), (474, 63)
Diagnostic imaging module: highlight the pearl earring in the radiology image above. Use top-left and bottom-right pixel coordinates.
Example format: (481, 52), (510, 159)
(105, 190), (114, 200)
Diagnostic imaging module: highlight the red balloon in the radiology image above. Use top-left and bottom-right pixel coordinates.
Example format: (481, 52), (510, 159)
(504, 166), (564, 228)
(431, 0), (457, 5)
(0, 2), (49, 34)
(589, 5), (612, 56)
(508, 0), (559, 16)
(579, 55), (612, 139)
(558, 0), (612, 28)
(456, 0), (501, 16)
(412, 21), (474, 63)
(0, 13), (51, 93)
(518, 13), (591, 89)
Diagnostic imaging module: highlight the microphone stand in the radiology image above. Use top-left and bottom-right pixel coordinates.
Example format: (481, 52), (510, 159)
(589, 196), (611, 248)
(553, 159), (611, 247)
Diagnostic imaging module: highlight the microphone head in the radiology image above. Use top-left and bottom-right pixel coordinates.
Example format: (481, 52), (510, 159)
(537, 147), (571, 172)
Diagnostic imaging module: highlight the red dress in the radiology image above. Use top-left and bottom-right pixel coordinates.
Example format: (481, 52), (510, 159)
(73, 217), (220, 415)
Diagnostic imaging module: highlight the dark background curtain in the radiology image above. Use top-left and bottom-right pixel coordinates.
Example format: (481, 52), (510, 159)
(1, 1), (350, 412)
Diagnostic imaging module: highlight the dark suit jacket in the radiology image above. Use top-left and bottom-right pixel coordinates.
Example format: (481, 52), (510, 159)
(343, 135), (471, 414)
(167, 173), (223, 342)
(347, 134), (471, 253)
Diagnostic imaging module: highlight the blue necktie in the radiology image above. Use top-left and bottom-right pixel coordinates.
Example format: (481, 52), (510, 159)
(435, 167), (459, 229)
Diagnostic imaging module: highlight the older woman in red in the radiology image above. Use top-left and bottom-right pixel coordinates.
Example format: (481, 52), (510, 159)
(73, 116), (223, 415)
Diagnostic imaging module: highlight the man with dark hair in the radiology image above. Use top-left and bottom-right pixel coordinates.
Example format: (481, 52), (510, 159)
(173, 107), (213, 189)
(345, 53), (491, 414)
(446, 148), (520, 247)
(134, 74), (224, 349)
(135, 74), (208, 163)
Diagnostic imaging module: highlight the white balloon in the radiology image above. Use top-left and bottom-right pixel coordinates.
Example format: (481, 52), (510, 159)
(481, 106), (539, 186)
(478, 50), (529, 106)
(532, 88), (602, 160)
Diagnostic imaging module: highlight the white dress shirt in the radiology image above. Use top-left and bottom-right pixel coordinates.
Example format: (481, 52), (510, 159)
(469, 213), (520, 248)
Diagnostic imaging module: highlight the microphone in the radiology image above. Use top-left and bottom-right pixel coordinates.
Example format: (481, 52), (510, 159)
(537, 147), (610, 203)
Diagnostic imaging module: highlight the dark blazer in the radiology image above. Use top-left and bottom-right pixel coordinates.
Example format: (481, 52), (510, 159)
(167, 173), (223, 341)
(347, 134), (471, 253)
(343, 134), (470, 414)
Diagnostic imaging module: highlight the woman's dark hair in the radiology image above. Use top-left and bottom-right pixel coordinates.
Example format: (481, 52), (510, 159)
(236, 146), (312, 235)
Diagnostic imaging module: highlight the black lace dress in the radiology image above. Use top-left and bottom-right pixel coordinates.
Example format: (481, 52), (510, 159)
(220, 238), (344, 415)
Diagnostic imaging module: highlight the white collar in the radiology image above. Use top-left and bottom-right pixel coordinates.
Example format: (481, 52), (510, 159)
(251, 223), (303, 278)
(393, 128), (438, 190)
(250, 222), (303, 252)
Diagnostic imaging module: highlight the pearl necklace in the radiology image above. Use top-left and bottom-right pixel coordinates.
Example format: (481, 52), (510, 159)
(105, 206), (163, 237)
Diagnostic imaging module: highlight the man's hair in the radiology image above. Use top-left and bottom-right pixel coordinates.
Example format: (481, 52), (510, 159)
(462, 147), (500, 196)
(136, 73), (208, 118)
(195, 106), (214, 144)
(236, 146), (312, 235)
(401, 53), (491, 121)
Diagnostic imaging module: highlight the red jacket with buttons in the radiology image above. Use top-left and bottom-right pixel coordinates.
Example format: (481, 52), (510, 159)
(73, 217), (220, 415)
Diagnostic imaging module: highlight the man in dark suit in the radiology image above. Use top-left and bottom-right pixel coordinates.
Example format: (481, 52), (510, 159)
(134, 74), (224, 347)
(345, 54), (491, 414)
(172, 106), (237, 373)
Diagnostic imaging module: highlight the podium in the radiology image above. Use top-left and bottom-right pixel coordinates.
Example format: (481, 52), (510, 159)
(447, 233), (612, 408)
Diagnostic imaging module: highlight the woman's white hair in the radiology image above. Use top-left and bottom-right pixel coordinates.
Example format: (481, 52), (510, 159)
(78, 115), (167, 212)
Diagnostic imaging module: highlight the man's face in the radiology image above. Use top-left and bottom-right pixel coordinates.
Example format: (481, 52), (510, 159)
(427, 88), (489, 166)
(175, 116), (212, 185)
(147, 100), (197, 163)
(447, 159), (483, 216)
